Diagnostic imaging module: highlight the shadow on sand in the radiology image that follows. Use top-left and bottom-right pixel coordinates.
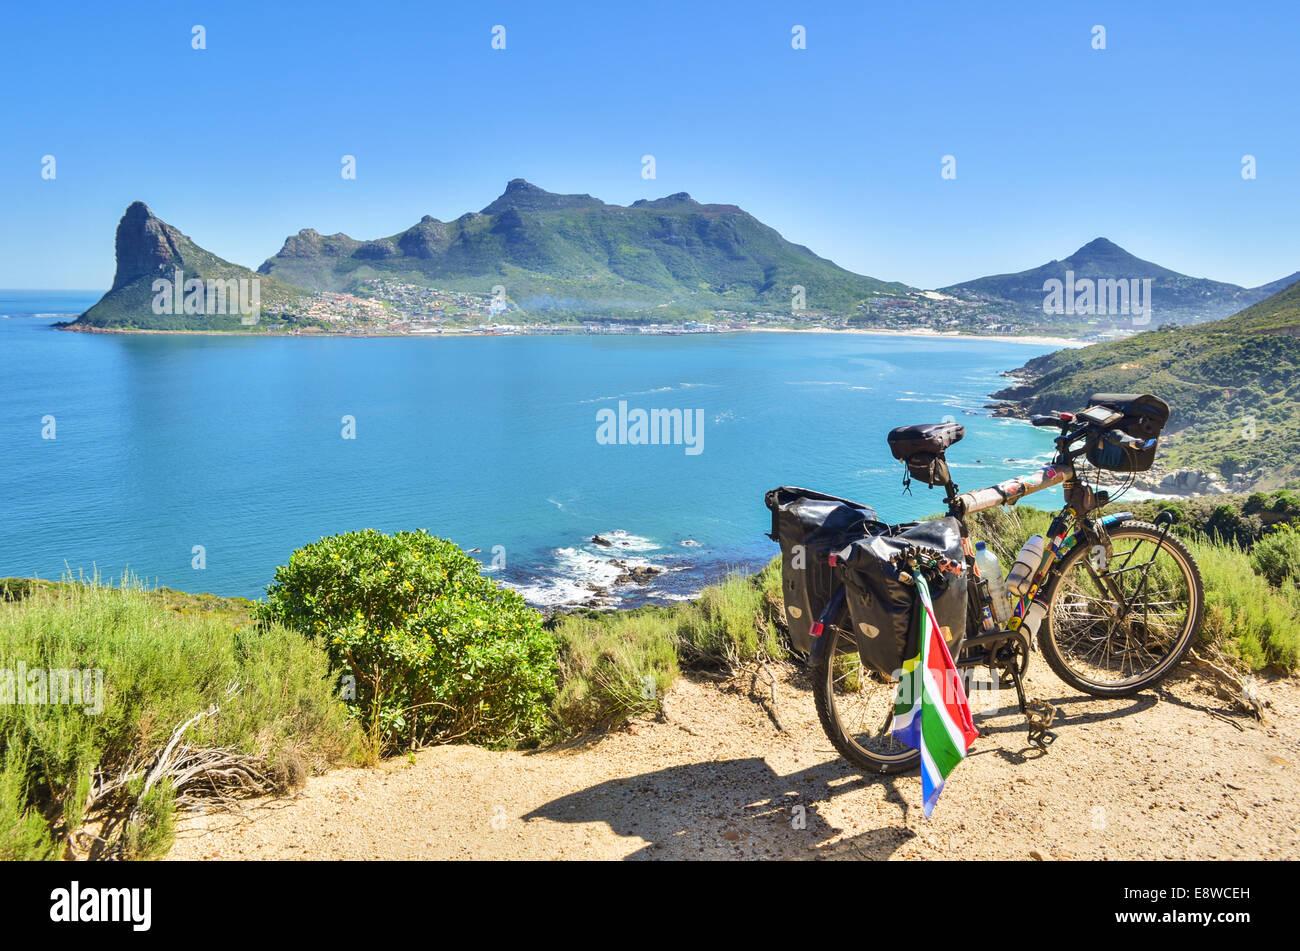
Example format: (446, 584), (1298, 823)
(524, 687), (1168, 859)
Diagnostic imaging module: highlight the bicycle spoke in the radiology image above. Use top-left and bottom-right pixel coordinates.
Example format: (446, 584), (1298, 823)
(825, 631), (911, 760)
(1049, 530), (1194, 687)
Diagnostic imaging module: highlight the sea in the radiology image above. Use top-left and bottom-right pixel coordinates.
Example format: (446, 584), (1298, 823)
(0, 290), (1074, 608)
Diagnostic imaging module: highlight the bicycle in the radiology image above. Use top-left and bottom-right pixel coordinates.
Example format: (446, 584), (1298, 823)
(806, 394), (1204, 774)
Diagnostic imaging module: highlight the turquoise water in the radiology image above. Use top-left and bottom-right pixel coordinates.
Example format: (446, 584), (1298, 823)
(0, 302), (1067, 606)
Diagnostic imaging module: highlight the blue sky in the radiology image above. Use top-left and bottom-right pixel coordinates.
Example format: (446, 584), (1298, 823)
(2, 0), (1298, 290)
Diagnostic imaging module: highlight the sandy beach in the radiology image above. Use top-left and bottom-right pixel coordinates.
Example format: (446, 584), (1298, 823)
(56, 321), (1085, 347)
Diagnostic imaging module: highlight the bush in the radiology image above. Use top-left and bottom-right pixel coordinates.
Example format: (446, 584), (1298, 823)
(551, 609), (679, 734)
(259, 530), (557, 755)
(0, 577), (356, 860)
(549, 562), (787, 737)
(1251, 524), (1300, 588)
(675, 570), (784, 665)
(1190, 538), (1300, 671)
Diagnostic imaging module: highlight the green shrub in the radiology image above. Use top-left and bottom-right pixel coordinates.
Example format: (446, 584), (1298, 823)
(549, 563), (787, 737)
(0, 577), (355, 860)
(1250, 524), (1300, 588)
(675, 571), (784, 665)
(1189, 538), (1300, 671)
(259, 529), (557, 754)
(551, 609), (679, 734)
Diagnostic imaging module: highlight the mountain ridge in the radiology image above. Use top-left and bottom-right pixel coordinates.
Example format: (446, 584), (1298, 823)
(71, 185), (1299, 332)
(942, 236), (1291, 326)
(255, 178), (909, 315)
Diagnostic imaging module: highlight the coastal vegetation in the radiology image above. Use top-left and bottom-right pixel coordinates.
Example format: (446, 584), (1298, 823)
(4, 490), (1298, 860)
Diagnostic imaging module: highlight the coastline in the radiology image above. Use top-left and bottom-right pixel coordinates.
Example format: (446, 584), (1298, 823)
(55, 320), (1085, 347)
(745, 326), (1085, 347)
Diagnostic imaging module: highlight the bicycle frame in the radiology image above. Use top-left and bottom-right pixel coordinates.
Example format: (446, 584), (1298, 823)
(946, 459), (1134, 655)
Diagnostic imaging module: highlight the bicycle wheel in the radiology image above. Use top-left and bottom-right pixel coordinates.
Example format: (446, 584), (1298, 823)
(811, 625), (920, 774)
(1040, 520), (1202, 697)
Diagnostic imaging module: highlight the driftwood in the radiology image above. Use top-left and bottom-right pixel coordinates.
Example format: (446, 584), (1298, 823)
(748, 662), (786, 732)
(1185, 645), (1269, 724)
(69, 683), (290, 859)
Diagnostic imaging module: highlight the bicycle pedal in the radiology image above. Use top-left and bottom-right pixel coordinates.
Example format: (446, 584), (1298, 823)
(1028, 727), (1057, 751)
(1024, 698), (1058, 729)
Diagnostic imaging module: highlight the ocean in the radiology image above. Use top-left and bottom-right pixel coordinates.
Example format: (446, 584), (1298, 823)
(0, 294), (1070, 607)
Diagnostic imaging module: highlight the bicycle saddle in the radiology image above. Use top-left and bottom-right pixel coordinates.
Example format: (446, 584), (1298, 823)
(887, 422), (965, 461)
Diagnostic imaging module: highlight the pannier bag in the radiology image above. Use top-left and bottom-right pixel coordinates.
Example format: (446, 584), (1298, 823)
(887, 422), (965, 487)
(1089, 393), (1170, 440)
(765, 487), (887, 652)
(832, 517), (968, 678)
(1087, 430), (1158, 472)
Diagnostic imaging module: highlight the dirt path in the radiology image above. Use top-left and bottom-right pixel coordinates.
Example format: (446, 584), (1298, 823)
(169, 664), (1300, 860)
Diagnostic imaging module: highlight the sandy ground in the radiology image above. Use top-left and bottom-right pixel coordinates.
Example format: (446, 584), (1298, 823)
(168, 663), (1299, 861)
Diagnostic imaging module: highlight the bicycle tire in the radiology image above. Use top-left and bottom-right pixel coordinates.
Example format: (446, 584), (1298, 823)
(1039, 520), (1202, 697)
(811, 627), (920, 774)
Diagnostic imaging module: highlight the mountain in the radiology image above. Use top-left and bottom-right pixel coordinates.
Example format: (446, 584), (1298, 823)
(942, 238), (1287, 327)
(990, 278), (1300, 489)
(257, 178), (909, 316)
(1249, 270), (1300, 299)
(74, 203), (306, 331)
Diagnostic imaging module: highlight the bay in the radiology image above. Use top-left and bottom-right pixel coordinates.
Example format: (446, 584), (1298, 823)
(0, 301), (1069, 606)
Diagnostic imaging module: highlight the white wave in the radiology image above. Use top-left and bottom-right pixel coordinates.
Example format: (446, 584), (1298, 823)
(784, 380), (872, 390)
(576, 382), (716, 404)
(505, 576), (621, 608)
(592, 530), (660, 552)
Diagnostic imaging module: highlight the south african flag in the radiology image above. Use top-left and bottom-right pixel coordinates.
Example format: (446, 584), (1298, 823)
(892, 573), (979, 818)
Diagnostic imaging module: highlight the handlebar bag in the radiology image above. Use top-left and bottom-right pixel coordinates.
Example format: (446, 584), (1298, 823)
(832, 517), (968, 678)
(764, 487), (886, 653)
(1087, 431), (1159, 472)
(1089, 393), (1170, 440)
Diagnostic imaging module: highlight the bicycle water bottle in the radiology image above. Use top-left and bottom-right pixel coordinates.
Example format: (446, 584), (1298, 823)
(975, 542), (1012, 624)
(1005, 534), (1046, 597)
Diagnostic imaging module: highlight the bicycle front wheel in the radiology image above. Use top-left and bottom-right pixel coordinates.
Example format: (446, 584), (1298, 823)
(1041, 520), (1203, 697)
(811, 626), (920, 774)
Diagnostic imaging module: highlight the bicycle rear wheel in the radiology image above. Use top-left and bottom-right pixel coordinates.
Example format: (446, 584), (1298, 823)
(811, 626), (919, 774)
(1040, 520), (1202, 697)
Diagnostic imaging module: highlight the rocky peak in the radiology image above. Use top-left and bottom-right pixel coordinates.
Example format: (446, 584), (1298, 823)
(480, 178), (604, 215)
(111, 202), (183, 291)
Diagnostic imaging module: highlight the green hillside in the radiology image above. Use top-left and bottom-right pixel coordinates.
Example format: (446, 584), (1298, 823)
(991, 278), (1300, 487)
(257, 179), (910, 316)
(74, 203), (308, 331)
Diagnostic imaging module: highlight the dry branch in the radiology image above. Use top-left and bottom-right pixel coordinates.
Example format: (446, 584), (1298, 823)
(1186, 646), (1269, 723)
(71, 683), (292, 859)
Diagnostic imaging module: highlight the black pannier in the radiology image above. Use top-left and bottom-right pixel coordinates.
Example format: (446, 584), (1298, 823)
(887, 422), (965, 487)
(1089, 393), (1170, 440)
(764, 487), (887, 652)
(1087, 430), (1158, 472)
(832, 517), (968, 678)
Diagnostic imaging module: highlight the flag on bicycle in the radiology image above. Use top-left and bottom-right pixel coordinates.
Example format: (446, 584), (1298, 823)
(892, 573), (979, 817)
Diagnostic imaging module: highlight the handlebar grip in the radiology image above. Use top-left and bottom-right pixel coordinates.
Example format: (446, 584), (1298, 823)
(1104, 429), (1154, 448)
